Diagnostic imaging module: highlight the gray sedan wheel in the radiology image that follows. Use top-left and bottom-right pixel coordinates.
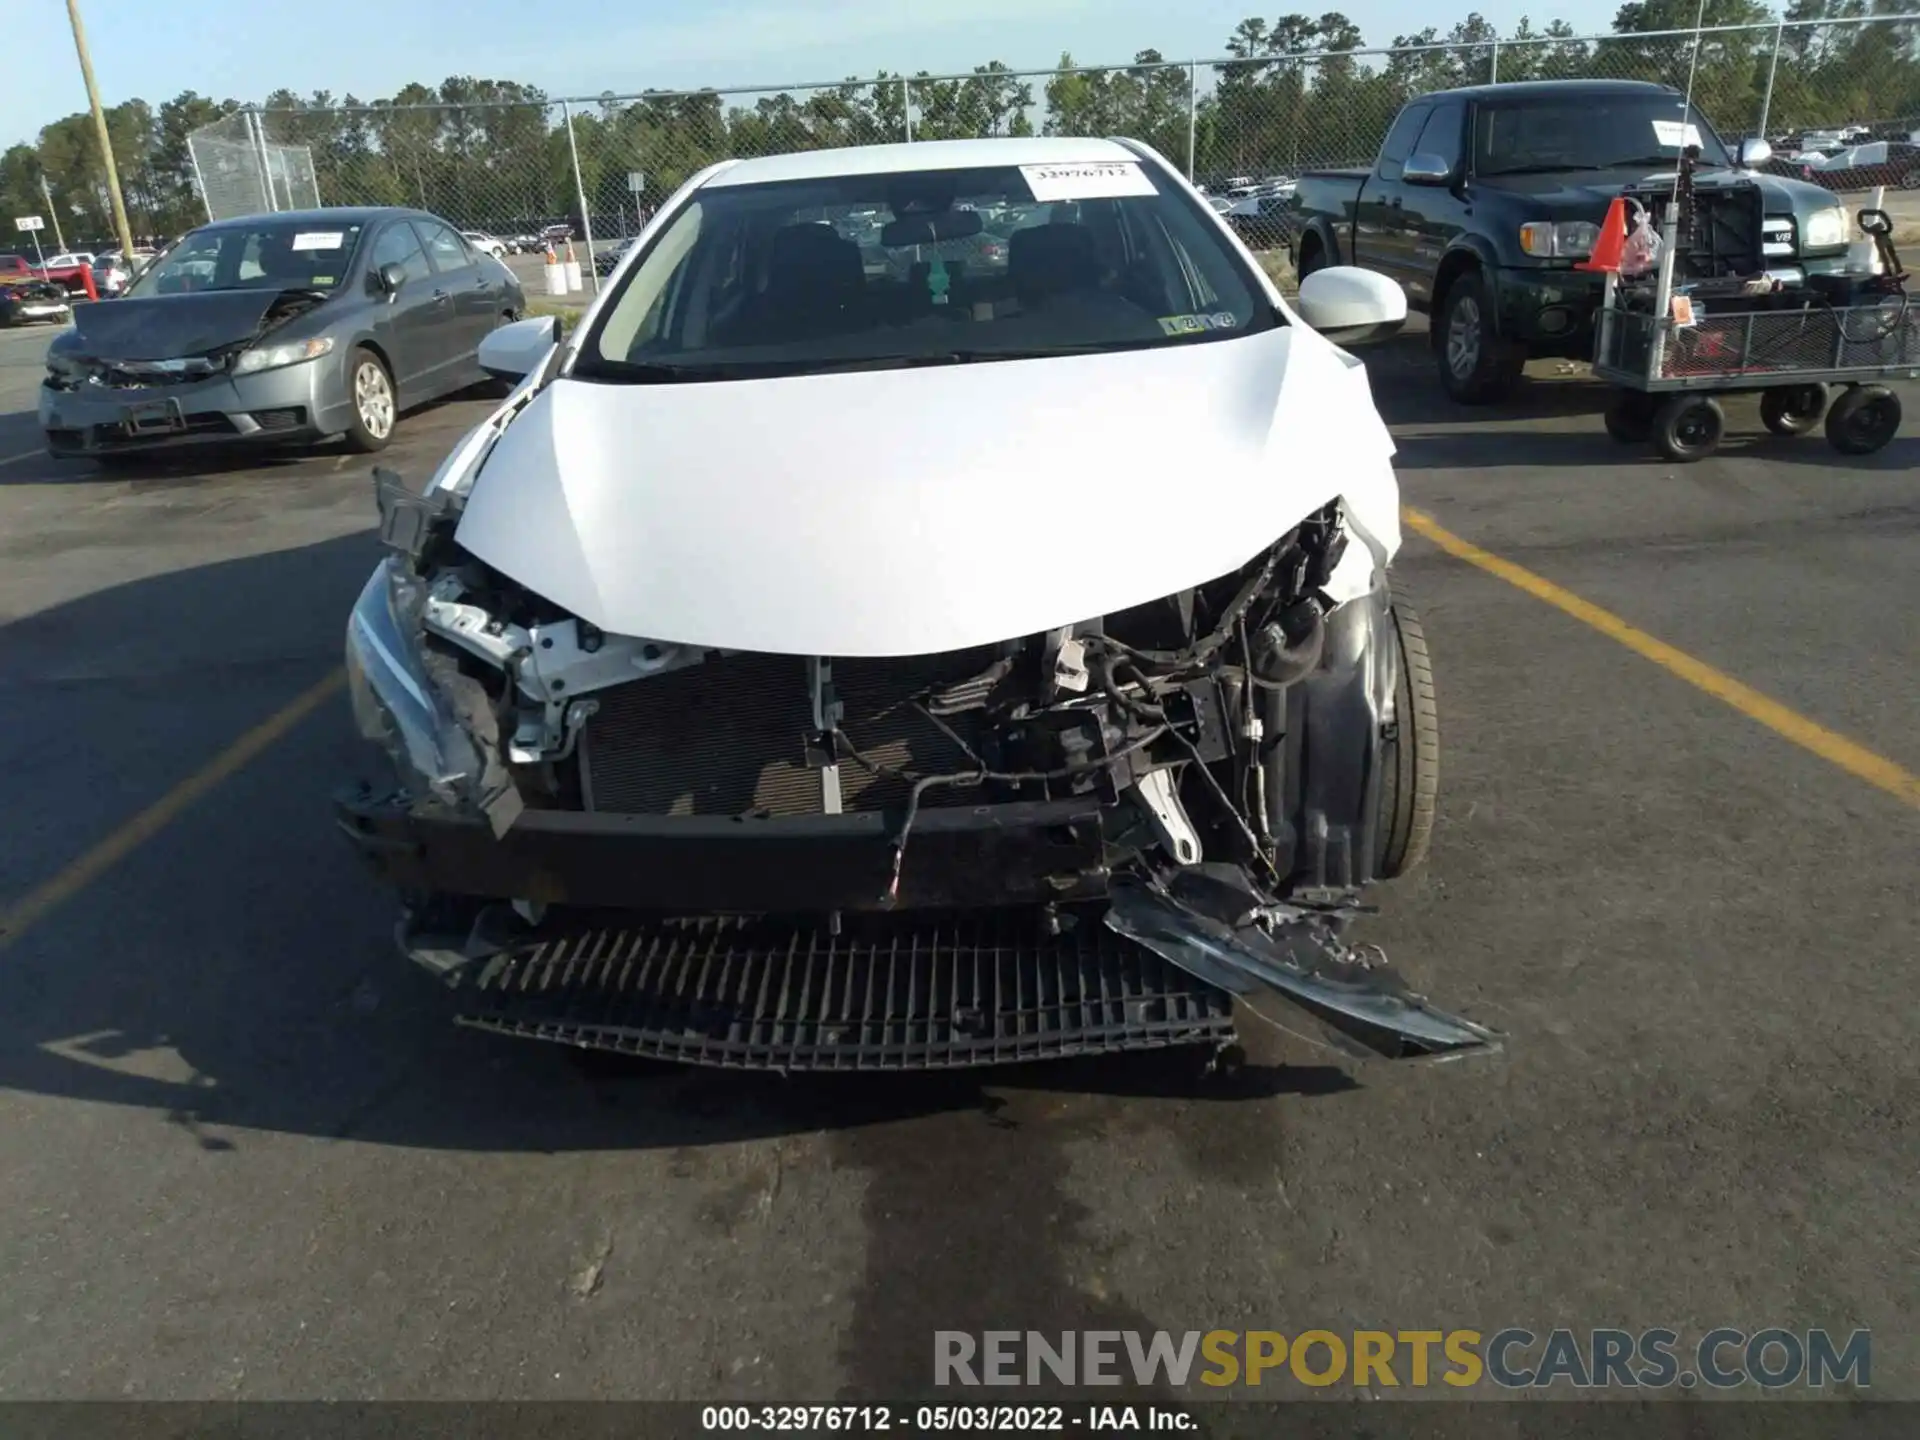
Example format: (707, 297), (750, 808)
(344, 347), (395, 453)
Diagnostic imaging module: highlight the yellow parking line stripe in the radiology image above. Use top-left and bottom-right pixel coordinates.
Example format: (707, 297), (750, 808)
(0, 448), (47, 468)
(1403, 507), (1920, 812)
(0, 669), (346, 955)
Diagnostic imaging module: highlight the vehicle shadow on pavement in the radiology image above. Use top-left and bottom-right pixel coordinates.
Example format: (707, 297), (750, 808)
(1393, 423), (1920, 472)
(0, 531), (1360, 1154)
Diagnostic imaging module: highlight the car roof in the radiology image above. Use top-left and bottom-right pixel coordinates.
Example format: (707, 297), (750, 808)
(1423, 78), (1678, 102)
(195, 206), (427, 231)
(702, 135), (1144, 188)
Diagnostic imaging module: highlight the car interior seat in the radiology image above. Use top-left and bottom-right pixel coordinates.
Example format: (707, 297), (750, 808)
(743, 222), (867, 341)
(1007, 223), (1100, 309)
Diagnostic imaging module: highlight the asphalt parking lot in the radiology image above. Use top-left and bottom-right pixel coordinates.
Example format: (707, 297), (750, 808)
(0, 313), (1915, 1404)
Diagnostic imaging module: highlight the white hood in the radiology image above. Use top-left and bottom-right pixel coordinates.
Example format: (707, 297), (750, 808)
(453, 325), (1399, 657)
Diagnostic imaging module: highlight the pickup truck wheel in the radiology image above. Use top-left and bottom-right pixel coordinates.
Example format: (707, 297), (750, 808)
(1437, 273), (1523, 405)
(1376, 586), (1439, 880)
(1295, 242), (1326, 281)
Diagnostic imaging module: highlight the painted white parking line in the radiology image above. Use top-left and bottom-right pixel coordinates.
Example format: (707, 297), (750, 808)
(0, 448), (48, 468)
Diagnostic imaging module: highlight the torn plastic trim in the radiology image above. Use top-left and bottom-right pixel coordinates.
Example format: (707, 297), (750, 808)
(1105, 865), (1499, 1061)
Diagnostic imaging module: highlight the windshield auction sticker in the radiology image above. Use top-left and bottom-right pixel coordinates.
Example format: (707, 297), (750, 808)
(291, 231), (347, 250)
(1651, 119), (1704, 148)
(1019, 161), (1159, 201)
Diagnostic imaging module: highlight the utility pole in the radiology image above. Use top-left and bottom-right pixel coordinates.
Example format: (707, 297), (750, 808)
(65, 0), (137, 259)
(39, 174), (66, 251)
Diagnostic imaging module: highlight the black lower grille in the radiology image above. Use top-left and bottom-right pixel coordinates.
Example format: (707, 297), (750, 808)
(579, 652), (992, 816)
(250, 406), (308, 431)
(452, 910), (1235, 1070)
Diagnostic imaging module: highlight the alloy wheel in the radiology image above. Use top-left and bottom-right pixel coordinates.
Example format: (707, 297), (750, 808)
(1446, 296), (1482, 379)
(355, 362), (394, 440)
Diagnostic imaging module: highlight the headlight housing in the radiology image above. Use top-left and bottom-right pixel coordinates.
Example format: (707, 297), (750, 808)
(1519, 220), (1599, 259)
(233, 335), (333, 375)
(1801, 206), (1848, 251)
(345, 558), (484, 804)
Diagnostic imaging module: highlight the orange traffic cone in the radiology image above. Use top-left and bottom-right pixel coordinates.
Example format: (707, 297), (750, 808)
(1576, 197), (1628, 273)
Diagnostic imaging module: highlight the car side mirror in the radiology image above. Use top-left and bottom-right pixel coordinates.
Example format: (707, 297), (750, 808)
(376, 262), (407, 295)
(1402, 153), (1454, 186)
(1737, 137), (1773, 169)
(478, 314), (561, 384)
(1295, 266), (1407, 346)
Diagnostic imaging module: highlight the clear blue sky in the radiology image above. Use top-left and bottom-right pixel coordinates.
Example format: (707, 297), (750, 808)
(9, 0), (1613, 150)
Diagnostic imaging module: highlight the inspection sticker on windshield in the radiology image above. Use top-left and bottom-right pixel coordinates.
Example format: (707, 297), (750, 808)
(1158, 312), (1238, 336)
(291, 231), (346, 250)
(1652, 119), (1703, 148)
(1020, 161), (1158, 201)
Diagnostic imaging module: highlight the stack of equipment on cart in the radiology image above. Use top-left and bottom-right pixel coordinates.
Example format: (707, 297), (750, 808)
(1589, 145), (1916, 461)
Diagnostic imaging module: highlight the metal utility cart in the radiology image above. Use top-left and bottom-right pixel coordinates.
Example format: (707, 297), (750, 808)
(1591, 159), (1917, 463)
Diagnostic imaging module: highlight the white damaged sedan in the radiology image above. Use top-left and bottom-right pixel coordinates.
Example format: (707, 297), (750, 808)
(337, 136), (1496, 1070)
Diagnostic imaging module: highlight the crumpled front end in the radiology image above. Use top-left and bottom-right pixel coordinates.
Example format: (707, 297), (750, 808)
(337, 464), (1495, 1071)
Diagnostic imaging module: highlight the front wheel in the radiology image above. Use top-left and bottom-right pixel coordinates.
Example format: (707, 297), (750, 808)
(343, 347), (396, 453)
(1376, 587), (1439, 880)
(1437, 272), (1524, 405)
(1825, 384), (1902, 454)
(1652, 394), (1724, 462)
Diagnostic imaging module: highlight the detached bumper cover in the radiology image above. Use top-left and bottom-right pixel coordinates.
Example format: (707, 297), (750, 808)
(340, 796), (1498, 1070)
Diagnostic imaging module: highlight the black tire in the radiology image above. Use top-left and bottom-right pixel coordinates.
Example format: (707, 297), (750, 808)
(1436, 271), (1524, 405)
(343, 346), (396, 453)
(1295, 239), (1326, 281)
(1603, 390), (1656, 443)
(1824, 384), (1902, 455)
(1759, 384), (1828, 436)
(1652, 394), (1725, 462)
(1900, 167), (1920, 190)
(1376, 586), (1439, 880)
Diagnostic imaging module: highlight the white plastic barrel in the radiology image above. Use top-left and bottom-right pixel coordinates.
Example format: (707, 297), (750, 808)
(563, 260), (583, 293)
(543, 261), (566, 296)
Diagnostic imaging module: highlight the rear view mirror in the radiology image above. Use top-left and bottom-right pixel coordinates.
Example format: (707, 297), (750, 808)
(1295, 266), (1407, 346)
(478, 314), (561, 384)
(881, 209), (984, 247)
(1402, 153), (1454, 186)
(1737, 136), (1773, 169)
(376, 262), (407, 294)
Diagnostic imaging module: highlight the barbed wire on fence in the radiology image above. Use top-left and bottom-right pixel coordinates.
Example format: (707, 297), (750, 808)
(188, 12), (1920, 260)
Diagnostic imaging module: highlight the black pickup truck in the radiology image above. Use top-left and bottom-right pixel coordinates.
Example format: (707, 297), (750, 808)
(1290, 79), (1853, 402)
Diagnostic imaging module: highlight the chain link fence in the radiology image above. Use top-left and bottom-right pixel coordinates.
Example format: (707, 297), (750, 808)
(186, 110), (320, 220)
(188, 13), (1920, 270)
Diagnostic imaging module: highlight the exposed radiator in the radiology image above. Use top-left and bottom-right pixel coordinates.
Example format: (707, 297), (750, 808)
(577, 651), (993, 816)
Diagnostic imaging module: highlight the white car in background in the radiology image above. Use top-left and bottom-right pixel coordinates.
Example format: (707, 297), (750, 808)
(461, 231), (509, 259)
(43, 251), (97, 270)
(335, 136), (1493, 1075)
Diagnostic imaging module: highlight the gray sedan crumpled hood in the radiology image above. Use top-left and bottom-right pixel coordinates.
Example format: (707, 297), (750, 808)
(64, 290), (315, 361)
(452, 325), (1400, 657)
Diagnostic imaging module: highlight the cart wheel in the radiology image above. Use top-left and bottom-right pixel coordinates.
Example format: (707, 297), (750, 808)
(1603, 391), (1656, 444)
(1824, 385), (1902, 455)
(1652, 394), (1725, 462)
(1759, 384), (1828, 436)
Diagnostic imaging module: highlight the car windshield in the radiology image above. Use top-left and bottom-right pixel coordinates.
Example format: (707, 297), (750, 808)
(127, 221), (365, 296)
(575, 159), (1278, 382)
(1474, 96), (1733, 175)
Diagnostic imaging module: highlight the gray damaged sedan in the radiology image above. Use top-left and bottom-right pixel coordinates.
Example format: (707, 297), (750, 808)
(40, 208), (525, 463)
